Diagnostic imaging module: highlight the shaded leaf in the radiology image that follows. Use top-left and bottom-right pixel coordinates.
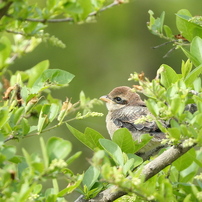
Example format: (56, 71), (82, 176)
(99, 139), (124, 166)
(173, 148), (196, 171)
(133, 133), (153, 153)
(47, 137), (72, 161)
(58, 174), (83, 196)
(82, 166), (100, 190)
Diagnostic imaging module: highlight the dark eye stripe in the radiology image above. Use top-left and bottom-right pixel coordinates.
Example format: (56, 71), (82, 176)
(113, 97), (128, 105)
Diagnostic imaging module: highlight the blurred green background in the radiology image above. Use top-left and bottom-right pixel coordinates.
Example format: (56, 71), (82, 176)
(9, 0), (202, 200)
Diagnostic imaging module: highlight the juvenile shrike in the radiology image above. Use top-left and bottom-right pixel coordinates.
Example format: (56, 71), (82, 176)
(100, 86), (166, 158)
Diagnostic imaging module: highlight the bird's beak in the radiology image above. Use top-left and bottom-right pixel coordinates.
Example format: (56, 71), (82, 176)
(100, 95), (111, 103)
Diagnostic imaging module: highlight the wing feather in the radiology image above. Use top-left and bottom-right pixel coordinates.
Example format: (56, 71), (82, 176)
(111, 106), (159, 132)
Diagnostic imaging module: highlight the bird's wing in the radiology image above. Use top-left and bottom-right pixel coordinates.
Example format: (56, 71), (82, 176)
(112, 106), (159, 132)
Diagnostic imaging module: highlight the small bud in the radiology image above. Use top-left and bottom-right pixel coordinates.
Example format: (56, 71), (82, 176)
(25, 97), (38, 113)
(57, 98), (73, 123)
(182, 138), (196, 147)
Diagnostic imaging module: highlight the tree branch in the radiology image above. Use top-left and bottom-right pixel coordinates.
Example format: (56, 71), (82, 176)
(142, 144), (195, 181)
(6, 1), (122, 24)
(75, 143), (195, 202)
(0, 1), (12, 19)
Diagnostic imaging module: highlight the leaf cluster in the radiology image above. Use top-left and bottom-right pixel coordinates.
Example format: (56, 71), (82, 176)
(69, 9), (202, 201)
(1, 2), (202, 202)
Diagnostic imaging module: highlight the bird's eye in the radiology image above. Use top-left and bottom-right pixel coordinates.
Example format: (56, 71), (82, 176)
(113, 97), (128, 104)
(114, 97), (122, 102)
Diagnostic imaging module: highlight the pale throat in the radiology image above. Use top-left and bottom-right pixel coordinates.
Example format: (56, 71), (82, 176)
(106, 102), (126, 111)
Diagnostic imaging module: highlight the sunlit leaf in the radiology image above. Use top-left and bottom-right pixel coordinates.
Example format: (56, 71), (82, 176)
(181, 60), (192, 78)
(66, 124), (104, 151)
(0, 107), (9, 129)
(176, 9), (202, 41)
(33, 69), (75, 93)
(26, 60), (49, 88)
(159, 64), (179, 88)
(0, 36), (11, 69)
(163, 25), (173, 38)
(184, 64), (202, 86)
(112, 128), (136, 153)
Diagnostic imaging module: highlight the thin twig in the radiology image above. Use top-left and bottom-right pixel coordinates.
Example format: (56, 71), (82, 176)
(6, 1), (121, 24)
(0, 1), (12, 19)
(152, 40), (176, 49)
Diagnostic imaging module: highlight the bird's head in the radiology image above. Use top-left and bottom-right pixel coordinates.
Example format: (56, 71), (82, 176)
(100, 86), (145, 111)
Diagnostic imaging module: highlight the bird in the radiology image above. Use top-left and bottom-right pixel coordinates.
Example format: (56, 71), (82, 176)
(100, 86), (166, 159)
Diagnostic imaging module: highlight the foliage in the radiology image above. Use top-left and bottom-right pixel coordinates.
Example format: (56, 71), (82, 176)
(0, 0), (125, 201)
(1, 1), (202, 201)
(67, 9), (202, 201)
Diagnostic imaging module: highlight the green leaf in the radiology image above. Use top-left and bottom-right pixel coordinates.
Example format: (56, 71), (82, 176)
(170, 96), (185, 116)
(181, 47), (200, 67)
(167, 127), (181, 140)
(1, 145), (16, 160)
(21, 118), (30, 135)
(127, 153), (143, 168)
(45, 188), (57, 202)
(173, 148), (196, 171)
(146, 99), (159, 116)
(193, 77), (201, 92)
(193, 95), (202, 113)
(78, 0), (92, 19)
(40, 137), (49, 169)
(0, 36), (11, 69)
(0, 107), (9, 129)
(18, 180), (33, 202)
(33, 184), (42, 194)
(112, 128), (136, 153)
(163, 25), (173, 38)
(37, 104), (51, 132)
(66, 124), (104, 151)
(49, 103), (60, 122)
(58, 174), (83, 196)
(190, 37), (202, 65)
(52, 179), (59, 194)
(133, 133), (153, 153)
(122, 158), (135, 175)
(26, 60), (49, 88)
(47, 137), (72, 161)
(159, 64), (179, 88)
(12, 107), (25, 125)
(66, 151), (82, 165)
(183, 37), (202, 67)
(99, 139), (124, 166)
(22, 148), (33, 171)
(176, 9), (202, 41)
(181, 60), (192, 78)
(82, 166), (100, 190)
(148, 10), (155, 30)
(147, 10), (165, 35)
(34, 69), (75, 92)
(184, 64), (202, 86)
